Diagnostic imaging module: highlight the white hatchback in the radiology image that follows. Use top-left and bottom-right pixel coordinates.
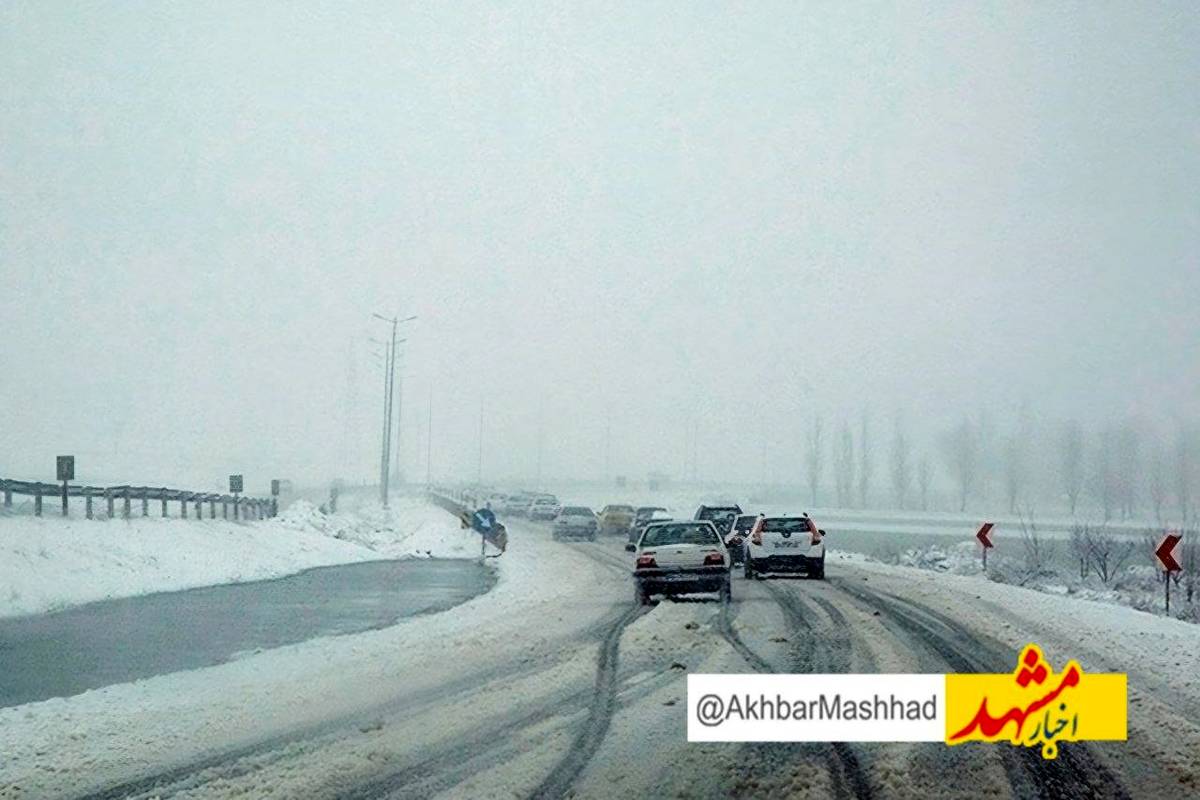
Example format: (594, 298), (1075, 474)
(743, 515), (826, 580)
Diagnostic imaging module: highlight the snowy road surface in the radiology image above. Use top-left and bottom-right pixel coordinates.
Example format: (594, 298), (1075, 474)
(1, 507), (1199, 799)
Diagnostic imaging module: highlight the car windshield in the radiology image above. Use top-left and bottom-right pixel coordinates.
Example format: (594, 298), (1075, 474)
(762, 518), (810, 534)
(562, 506), (591, 515)
(641, 523), (720, 547)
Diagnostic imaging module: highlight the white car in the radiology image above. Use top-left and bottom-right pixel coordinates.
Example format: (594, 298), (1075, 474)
(743, 515), (826, 580)
(553, 506), (598, 541)
(626, 520), (731, 605)
(528, 495), (560, 521)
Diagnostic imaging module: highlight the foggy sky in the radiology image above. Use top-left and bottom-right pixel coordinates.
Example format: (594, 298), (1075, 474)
(2, 2), (1197, 491)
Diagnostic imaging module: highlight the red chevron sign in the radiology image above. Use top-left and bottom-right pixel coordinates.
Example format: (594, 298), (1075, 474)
(976, 522), (995, 549)
(1155, 532), (1183, 573)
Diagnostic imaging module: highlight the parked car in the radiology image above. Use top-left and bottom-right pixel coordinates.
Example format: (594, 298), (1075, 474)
(693, 504), (742, 539)
(629, 508), (673, 543)
(743, 515), (826, 579)
(626, 520), (731, 605)
(725, 513), (761, 566)
(553, 506), (598, 541)
(528, 495), (561, 521)
(597, 504), (636, 536)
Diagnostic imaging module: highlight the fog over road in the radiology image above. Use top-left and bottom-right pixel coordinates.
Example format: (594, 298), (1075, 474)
(7, 509), (1194, 800)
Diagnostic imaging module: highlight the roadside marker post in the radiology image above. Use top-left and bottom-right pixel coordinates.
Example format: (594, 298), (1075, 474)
(976, 522), (995, 571)
(57, 456), (74, 517)
(1155, 531), (1183, 614)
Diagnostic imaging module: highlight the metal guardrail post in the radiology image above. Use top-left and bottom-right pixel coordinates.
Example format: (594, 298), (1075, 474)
(86, 491), (94, 519)
(105, 489), (114, 518)
(161, 489), (168, 517)
(195, 496), (203, 519)
(34, 486), (43, 516)
(141, 492), (149, 517)
(123, 489), (131, 519)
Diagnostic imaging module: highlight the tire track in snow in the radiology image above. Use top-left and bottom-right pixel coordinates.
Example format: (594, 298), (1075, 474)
(762, 581), (875, 800)
(831, 578), (1133, 800)
(528, 602), (647, 800)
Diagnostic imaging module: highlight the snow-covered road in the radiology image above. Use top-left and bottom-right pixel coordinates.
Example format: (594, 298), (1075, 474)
(2, 504), (1198, 799)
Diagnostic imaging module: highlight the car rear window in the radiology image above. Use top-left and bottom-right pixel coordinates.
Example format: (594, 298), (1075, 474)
(607, 505), (634, 513)
(733, 515), (758, 532)
(762, 517), (810, 534)
(562, 506), (591, 515)
(641, 523), (720, 547)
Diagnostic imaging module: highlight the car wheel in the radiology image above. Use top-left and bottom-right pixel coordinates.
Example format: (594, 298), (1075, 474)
(636, 583), (652, 606)
(813, 558), (826, 580)
(743, 560), (755, 580)
(720, 578), (732, 604)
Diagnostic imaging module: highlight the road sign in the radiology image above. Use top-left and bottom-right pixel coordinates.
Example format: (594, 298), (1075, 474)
(976, 522), (995, 549)
(229, 474), (243, 494)
(1155, 531), (1183, 573)
(57, 456), (75, 481)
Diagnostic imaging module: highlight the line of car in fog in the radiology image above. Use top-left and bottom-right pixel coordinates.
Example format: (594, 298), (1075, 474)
(451, 488), (828, 604)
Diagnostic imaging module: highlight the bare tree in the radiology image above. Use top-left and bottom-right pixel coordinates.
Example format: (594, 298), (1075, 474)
(1061, 421), (1085, 516)
(1003, 404), (1033, 514)
(1181, 533), (1199, 604)
(1177, 424), (1196, 524)
(1086, 525), (1135, 584)
(1091, 427), (1118, 522)
(917, 456), (933, 511)
(834, 421), (855, 508)
(1147, 438), (1168, 523)
(941, 416), (979, 512)
(805, 415), (823, 507)
(1016, 511), (1056, 586)
(1069, 524), (1091, 580)
(1114, 421), (1141, 520)
(857, 410), (873, 508)
(889, 412), (911, 509)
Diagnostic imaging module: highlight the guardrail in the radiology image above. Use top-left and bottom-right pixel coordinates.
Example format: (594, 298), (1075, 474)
(0, 477), (277, 520)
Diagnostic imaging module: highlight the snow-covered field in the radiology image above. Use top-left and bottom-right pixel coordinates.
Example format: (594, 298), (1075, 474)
(0, 496), (472, 618)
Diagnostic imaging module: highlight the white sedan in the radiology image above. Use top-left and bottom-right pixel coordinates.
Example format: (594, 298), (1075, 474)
(626, 520), (732, 605)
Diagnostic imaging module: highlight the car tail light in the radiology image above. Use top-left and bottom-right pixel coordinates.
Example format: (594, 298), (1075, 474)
(807, 517), (822, 544)
(636, 554), (657, 569)
(703, 552), (725, 566)
(750, 518), (764, 545)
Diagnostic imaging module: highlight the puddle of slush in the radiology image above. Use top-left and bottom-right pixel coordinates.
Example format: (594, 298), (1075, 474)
(0, 558), (495, 708)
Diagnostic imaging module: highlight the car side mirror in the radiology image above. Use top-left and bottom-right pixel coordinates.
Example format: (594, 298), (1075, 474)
(624, 543), (636, 553)
(818, 529), (826, 536)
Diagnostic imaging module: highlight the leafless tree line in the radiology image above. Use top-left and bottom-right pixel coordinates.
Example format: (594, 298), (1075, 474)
(798, 410), (1198, 520)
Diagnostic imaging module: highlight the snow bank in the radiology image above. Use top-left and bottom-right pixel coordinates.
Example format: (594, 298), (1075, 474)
(0, 497), (478, 618)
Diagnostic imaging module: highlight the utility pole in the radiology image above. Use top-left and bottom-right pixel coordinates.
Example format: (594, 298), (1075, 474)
(604, 410), (611, 484)
(426, 384), (433, 486)
(536, 405), (544, 489)
(393, 349), (404, 488)
(372, 313), (416, 508)
(477, 396), (484, 484)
